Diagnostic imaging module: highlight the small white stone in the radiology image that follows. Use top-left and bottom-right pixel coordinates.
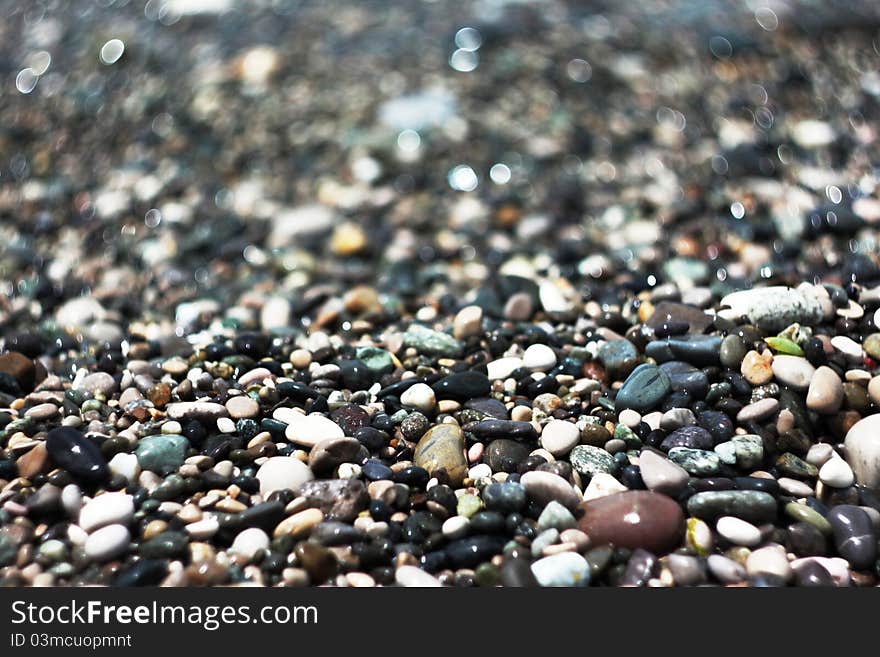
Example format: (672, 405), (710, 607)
(582, 472), (628, 501)
(217, 417), (237, 433)
(453, 305), (483, 339)
(79, 492), (134, 533)
(830, 335), (864, 362)
(108, 452), (140, 483)
(395, 565), (442, 587)
(282, 412), (344, 447)
(746, 544), (792, 582)
(618, 409), (642, 428)
(442, 515), (470, 540)
(487, 357), (523, 380)
(400, 383), (436, 412)
(84, 524), (130, 562)
(522, 344), (557, 372)
(819, 456), (854, 488)
(230, 528), (270, 561)
(468, 463), (492, 480)
(531, 552), (590, 587)
(540, 420), (580, 457)
(716, 516), (762, 547)
(777, 477), (814, 497)
(185, 516), (220, 540)
(61, 484), (82, 518)
(806, 443), (834, 467)
(707, 554), (746, 584)
(256, 456), (313, 496)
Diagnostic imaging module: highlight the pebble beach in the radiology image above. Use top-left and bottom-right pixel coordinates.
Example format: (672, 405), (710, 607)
(2, 0), (880, 587)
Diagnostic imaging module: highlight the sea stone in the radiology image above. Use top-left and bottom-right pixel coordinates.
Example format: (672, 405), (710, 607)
(577, 491), (685, 554)
(413, 424), (467, 487)
(720, 286), (823, 332)
(844, 413), (880, 488)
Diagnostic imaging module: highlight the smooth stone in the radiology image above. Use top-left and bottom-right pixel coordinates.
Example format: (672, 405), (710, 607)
(791, 556), (850, 586)
(230, 528), (269, 561)
(283, 412), (345, 447)
(827, 505), (877, 570)
(45, 427), (109, 483)
(668, 447), (721, 475)
(84, 524), (130, 562)
(441, 515), (470, 540)
(819, 457), (854, 488)
(540, 420), (580, 457)
(485, 439), (529, 472)
(716, 516), (762, 547)
(108, 452), (140, 483)
(741, 350), (773, 385)
(256, 456), (314, 496)
(400, 383), (436, 412)
(667, 553), (706, 586)
(577, 491), (685, 553)
(661, 426), (714, 451)
(523, 344), (557, 372)
(736, 398), (779, 423)
(582, 472), (628, 501)
(638, 449), (689, 495)
(569, 445), (618, 478)
(486, 357), (524, 380)
(844, 414), (880, 488)
(687, 490), (778, 523)
(719, 335), (748, 368)
(615, 364), (671, 413)
(707, 554), (746, 584)
(771, 356), (816, 391)
(75, 372), (118, 396)
(646, 301), (713, 333)
(530, 552), (590, 587)
(481, 482), (527, 514)
(453, 305), (483, 340)
(431, 371), (491, 401)
(597, 339), (638, 374)
(308, 437), (365, 476)
(165, 401), (228, 421)
(413, 424), (468, 487)
(806, 443), (834, 467)
(720, 287), (823, 332)
(25, 403), (58, 421)
(403, 324), (462, 357)
(520, 470), (582, 511)
(713, 434), (764, 470)
(296, 479), (368, 522)
(646, 335), (722, 366)
(79, 493), (134, 533)
(659, 362), (709, 397)
(135, 434), (188, 475)
(0, 351), (35, 392)
(536, 500), (577, 532)
(444, 535), (506, 568)
(225, 396), (259, 419)
(806, 366), (844, 414)
(746, 544), (792, 582)
(395, 565), (442, 587)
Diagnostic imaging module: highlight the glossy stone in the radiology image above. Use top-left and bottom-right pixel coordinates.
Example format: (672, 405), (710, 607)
(827, 505), (877, 570)
(686, 490), (777, 523)
(413, 424), (468, 486)
(577, 491), (685, 553)
(45, 427), (109, 483)
(615, 364), (671, 413)
(134, 434), (189, 475)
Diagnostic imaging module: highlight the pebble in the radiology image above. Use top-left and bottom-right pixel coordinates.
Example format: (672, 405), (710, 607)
(75, 372), (118, 397)
(843, 414), (880, 488)
(806, 366), (844, 413)
(283, 413), (345, 447)
(486, 357), (523, 380)
(413, 424), (468, 487)
(716, 516), (762, 547)
(827, 505), (877, 570)
(707, 554), (746, 584)
(687, 490), (777, 523)
(638, 449), (689, 495)
(720, 287), (823, 332)
(578, 491), (685, 553)
(84, 524), (130, 562)
(615, 364), (671, 413)
(79, 493), (134, 532)
(256, 457), (314, 496)
(135, 434), (189, 475)
(395, 565), (442, 587)
(741, 351), (773, 385)
(520, 471), (582, 511)
(771, 356), (816, 390)
(400, 383), (436, 412)
(452, 305), (483, 340)
(230, 528), (269, 561)
(45, 427), (109, 483)
(569, 445), (618, 478)
(531, 552), (590, 587)
(746, 544), (792, 582)
(818, 457), (854, 488)
(225, 396), (259, 419)
(540, 420), (580, 457)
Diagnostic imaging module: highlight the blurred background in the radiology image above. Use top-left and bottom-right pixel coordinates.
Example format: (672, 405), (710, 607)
(1, 0), (880, 347)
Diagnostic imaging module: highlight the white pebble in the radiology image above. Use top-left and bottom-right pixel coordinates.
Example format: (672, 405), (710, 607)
(108, 452), (141, 483)
(442, 515), (470, 540)
(79, 492), (134, 533)
(84, 524), (130, 562)
(400, 383), (436, 412)
(716, 516), (761, 547)
(818, 457), (854, 488)
(522, 344), (557, 372)
(395, 565), (442, 587)
(540, 420), (580, 457)
(468, 463), (492, 480)
(487, 357), (523, 380)
(230, 528), (270, 561)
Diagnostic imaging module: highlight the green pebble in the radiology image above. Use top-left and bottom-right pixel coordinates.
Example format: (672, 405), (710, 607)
(474, 562), (500, 587)
(457, 494), (483, 518)
(38, 539), (67, 562)
(613, 423), (641, 449)
(784, 502), (832, 535)
(81, 399), (103, 412)
(355, 346), (394, 374)
(402, 324), (463, 357)
(775, 452), (818, 478)
(135, 434), (189, 475)
(863, 333), (880, 360)
(765, 336), (804, 356)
